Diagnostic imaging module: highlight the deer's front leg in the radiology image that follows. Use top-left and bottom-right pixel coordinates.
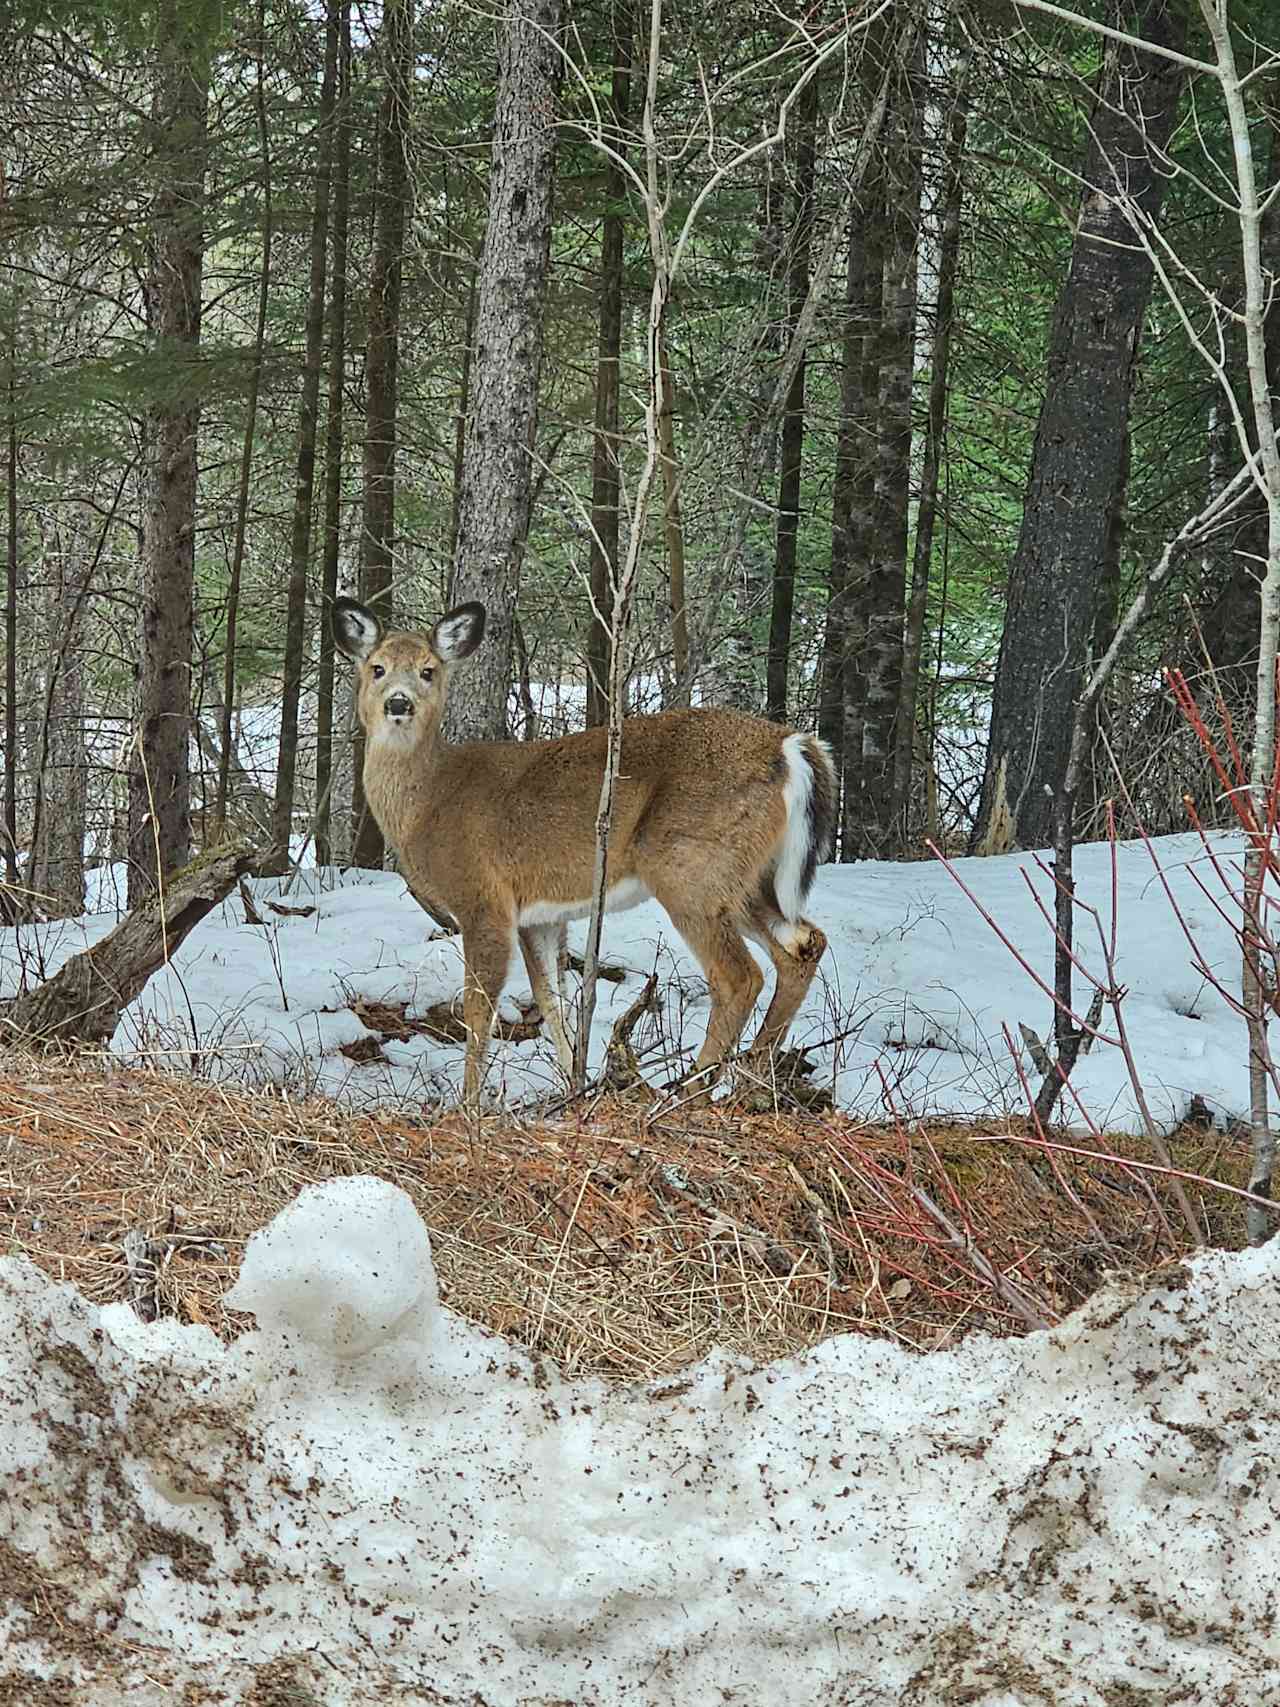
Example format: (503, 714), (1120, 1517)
(460, 919), (514, 1105)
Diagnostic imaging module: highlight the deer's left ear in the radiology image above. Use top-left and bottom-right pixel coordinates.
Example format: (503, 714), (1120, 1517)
(432, 602), (486, 662)
(333, 597), (383, 661)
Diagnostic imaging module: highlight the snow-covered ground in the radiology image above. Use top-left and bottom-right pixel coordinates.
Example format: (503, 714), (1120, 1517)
(2, 831), (1279, 1701)
(2, 1171), (1277, 1703)
(2, 828), (1264, 1135)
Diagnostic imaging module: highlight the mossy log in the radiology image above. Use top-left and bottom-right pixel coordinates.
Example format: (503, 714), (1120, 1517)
(0, 837), (261, 1047)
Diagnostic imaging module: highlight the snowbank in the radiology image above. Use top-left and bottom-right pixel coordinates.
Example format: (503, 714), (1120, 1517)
(2, 1175), (1277, 1703)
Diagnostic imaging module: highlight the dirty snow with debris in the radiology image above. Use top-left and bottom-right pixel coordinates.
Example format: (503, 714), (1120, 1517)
(1, 1173), (1278, 1703)
(0, 827), (1266, 1137)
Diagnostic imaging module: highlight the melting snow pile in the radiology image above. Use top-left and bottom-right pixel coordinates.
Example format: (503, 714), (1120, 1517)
(2, 1177), (1278, 1704)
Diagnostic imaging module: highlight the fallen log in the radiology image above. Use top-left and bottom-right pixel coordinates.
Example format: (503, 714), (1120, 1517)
(0, 836), (261, 1047)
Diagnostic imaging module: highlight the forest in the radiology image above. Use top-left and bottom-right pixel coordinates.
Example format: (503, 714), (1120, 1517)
(1, 0), (1276, 915)
(9, 12), (1280, 1696)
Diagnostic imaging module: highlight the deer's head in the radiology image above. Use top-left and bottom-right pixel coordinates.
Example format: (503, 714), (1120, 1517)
(333, 597), (486, 748)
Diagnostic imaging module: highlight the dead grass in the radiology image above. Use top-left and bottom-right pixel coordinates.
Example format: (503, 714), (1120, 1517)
(0, 1046), (1253, 1377)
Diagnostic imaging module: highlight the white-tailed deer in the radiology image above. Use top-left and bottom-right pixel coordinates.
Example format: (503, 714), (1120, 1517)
(334, 597), (836, 1102)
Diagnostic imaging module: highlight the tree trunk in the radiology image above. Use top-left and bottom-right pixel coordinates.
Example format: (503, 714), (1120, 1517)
(30, 505), (90, 918)
(268, 0), (339, 875)
(445, 0), (564, 744)
(3, 351), (18, 899)
(855, 57), (922, 857)
(584, 2), (631, 729)
(658, 329), (690, 703)
(972, 0), (1187, 854)
(315, 0), (352, 871)
(127, 2), (209, 904)
(1182, 118), (1280, 706)
(1091, 429), (1130, 669)
(765, 74), (818, 725)
(704, 44), (899, 726)
(816, 220), (855, 780)
(193, 709), (274, 840)
(721, 168), (786, 714)
(893, 33), (969, 836)
(352, 0), (414, 867)
(216, 0), (272, 835)
(448, 273), (477, 565)
(512, 614), (538, 740)
(836, 158), (887, 860)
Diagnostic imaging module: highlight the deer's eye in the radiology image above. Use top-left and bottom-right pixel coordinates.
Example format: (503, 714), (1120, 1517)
(420, 667), (435, 683)
(371, 664), (386, 680)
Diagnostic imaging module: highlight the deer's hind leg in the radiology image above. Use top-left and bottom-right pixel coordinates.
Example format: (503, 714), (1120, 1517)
(742, 900), (827, 1060)
(520, 922), (574, 1078)
(661, 905), (764, 1086)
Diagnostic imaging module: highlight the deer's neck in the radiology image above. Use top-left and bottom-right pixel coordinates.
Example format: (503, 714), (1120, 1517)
(362, 719), (447, 851)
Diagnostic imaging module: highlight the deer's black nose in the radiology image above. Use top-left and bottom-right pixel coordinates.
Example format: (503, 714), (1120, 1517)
(384, 693), (414, 719)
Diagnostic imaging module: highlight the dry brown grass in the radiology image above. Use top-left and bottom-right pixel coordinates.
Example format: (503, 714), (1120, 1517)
(0, 1046), (1253, 1377)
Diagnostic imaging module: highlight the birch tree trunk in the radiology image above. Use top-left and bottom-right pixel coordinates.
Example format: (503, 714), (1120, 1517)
(269, 0), (339, 873)
(1186, 114), (1279, 705)
(1194, 3), (1280, 1243)
(127, 1), (210, 903)
(446, 0), (564, 743)
(893, 33), (969, 834)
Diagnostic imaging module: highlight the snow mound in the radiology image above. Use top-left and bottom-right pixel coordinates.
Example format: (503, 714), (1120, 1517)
(224, 1173), (437, 1358)
(2, 1181), (1279, 1704)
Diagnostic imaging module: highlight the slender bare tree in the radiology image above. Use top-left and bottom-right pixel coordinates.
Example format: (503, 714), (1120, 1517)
(351, 0), (415, 867)
(765, 72), (819, 724)
(315, 0), (352, 871)
(584, 1), (632, 729)
(214, 0), (272, 836)
(269, 0), (341, 874)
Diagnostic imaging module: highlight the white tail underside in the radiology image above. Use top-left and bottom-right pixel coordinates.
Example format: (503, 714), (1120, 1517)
(774, 732), (821, 923)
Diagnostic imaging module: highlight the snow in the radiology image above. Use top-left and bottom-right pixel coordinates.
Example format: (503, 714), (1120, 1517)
(2, 1173), (1278, 1702)
(0, 827), (1263, 1134)
(224, 1174), (439, 1358)
(3, 828), (1280, 1699)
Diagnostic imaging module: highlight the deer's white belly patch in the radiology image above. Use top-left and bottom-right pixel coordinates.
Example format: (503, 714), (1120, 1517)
(518, 877), (652, 928)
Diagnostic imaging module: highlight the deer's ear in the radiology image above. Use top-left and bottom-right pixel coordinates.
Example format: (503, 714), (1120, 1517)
(333, 598), (382, 661)
(432, 602), (486, 662)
